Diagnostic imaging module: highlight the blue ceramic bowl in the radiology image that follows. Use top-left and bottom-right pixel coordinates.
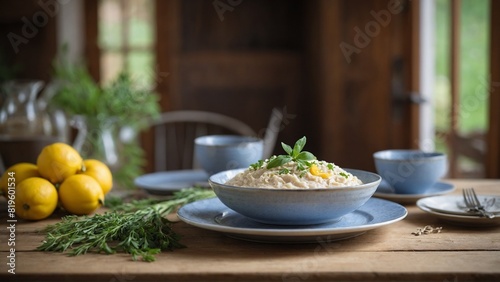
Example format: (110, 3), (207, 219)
(194, 135), (264, 175)
(373, 150), (447, 195)
(209, 168), (381, 225)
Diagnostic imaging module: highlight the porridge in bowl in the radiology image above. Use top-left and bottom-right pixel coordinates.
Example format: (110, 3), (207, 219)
(226, 160), (362, 188)
(225, 136), (362, 189)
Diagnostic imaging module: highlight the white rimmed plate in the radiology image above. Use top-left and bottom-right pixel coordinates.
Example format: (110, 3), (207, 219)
(417, 195), (500, 227)
(134, 170), (209, 195)
(373, 180), (455, 204)
(177, 197), (407, 243)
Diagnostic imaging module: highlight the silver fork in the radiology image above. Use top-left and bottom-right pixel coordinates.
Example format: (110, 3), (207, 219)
(462, 188), (495, 219)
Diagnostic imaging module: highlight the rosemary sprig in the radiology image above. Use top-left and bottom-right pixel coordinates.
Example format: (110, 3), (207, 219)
(37, 187), (215, 262)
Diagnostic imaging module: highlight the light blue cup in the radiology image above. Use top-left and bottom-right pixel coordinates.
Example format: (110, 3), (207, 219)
(194, 135), (264, 175)
(209, 168), (381, 225)
(373, 150), (447, 194)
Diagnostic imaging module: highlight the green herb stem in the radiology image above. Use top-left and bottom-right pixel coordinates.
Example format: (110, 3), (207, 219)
(38, 187), (215, 262)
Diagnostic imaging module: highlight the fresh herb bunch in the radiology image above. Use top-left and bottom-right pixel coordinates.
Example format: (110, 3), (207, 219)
(51, 54), (160, 129)
(37, 187), (215, 262)
(50, 49), (161, 189)
(251, 136), (316, 171)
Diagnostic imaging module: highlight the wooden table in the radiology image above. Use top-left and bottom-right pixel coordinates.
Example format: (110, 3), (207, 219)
(1, 179), (499, 282)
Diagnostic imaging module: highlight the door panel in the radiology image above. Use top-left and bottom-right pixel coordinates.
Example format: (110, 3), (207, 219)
(158, 0), (305, 152)
(177, 52), (301, 141)
(304, 0), (419, 171)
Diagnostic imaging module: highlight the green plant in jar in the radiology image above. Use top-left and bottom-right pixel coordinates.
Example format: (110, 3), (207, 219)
(50, 52), (160, 189)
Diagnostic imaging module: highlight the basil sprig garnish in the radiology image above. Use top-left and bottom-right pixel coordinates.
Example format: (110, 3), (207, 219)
(266, 136), (316, 170)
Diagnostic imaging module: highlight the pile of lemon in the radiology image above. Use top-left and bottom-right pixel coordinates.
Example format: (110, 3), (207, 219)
(0, 143), (113, 221)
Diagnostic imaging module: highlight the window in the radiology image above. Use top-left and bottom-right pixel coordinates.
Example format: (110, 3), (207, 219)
(433, 0), (490, 177)
(98, 0), (155, 88)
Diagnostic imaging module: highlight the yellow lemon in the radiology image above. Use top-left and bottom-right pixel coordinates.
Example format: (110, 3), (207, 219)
(14, 177), (58, 221)
(1, 163), (40, 198)
(59, 174), (104, 215)
(37, 142), (83, 184)
(80, 159), (113, 195)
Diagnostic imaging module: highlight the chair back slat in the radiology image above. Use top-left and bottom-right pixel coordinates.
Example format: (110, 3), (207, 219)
(150, 110), (281, 171)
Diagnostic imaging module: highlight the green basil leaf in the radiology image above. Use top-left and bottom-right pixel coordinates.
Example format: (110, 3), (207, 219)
(281, 142), (293, 155)
(266, 155), (292, 169)
(296, 151), (316, 161)
(292, 136), (307, 157)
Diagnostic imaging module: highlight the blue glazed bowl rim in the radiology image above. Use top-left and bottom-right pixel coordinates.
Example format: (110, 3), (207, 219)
(373, 149), (446, 162)
(195, 135), (263, 147)
(209, 168), (381, 192)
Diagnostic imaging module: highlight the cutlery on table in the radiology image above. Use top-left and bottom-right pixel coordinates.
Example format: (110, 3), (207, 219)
(462, 188), (496, 219)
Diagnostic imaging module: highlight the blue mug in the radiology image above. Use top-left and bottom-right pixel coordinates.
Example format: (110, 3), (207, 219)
(194, 135), (264, 175)
(373, 150), (448, 194)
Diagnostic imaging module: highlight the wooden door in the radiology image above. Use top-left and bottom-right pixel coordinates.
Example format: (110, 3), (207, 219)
(303, 0), (420, 171)
(156, 0), (304, 150)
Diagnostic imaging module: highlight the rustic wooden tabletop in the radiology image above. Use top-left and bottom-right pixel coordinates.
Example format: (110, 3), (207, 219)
(1, 179), (499, 282)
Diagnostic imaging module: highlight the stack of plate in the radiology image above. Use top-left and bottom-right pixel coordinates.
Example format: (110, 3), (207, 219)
(417, 195), (500, 226)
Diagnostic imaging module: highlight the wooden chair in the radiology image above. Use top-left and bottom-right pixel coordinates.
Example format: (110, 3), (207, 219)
(149, 109), (283, 171)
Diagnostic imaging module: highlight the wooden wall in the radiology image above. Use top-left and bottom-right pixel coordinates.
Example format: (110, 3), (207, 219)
(157, 0), (305, 147)
(0, 0), (57, 83)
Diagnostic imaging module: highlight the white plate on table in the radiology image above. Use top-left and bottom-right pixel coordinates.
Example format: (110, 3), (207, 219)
(177, 197), (407, 243)
(134, 170), (209, 195)
(417, 195), (500, 227)
(373, 180), (455, 204)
